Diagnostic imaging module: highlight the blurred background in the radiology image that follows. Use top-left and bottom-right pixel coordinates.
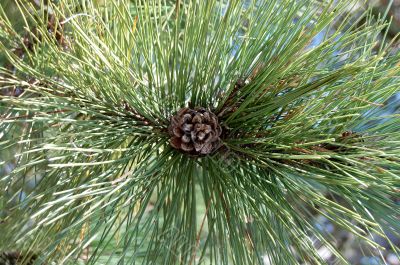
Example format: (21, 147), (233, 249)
(0, 1), (399, 264)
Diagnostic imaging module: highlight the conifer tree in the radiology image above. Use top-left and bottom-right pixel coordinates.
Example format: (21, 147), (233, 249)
(0, 0), (399, 264)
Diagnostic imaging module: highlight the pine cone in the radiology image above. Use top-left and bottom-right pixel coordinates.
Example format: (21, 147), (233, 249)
(0, 251), (37, 265)
(169, 107), (222, 155)
(0, 251), (19, 265)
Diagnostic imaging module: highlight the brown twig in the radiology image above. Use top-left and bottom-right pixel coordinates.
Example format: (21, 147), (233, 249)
(218, 79), (245, 117)
(175, 0), (181, 18)
(188, 196), (213, 265)
(122, 101), (151, 125)
(2, 12), (66, 97)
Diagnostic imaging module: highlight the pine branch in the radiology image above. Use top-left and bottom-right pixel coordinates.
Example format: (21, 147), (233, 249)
(0, 1), (399, 264)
